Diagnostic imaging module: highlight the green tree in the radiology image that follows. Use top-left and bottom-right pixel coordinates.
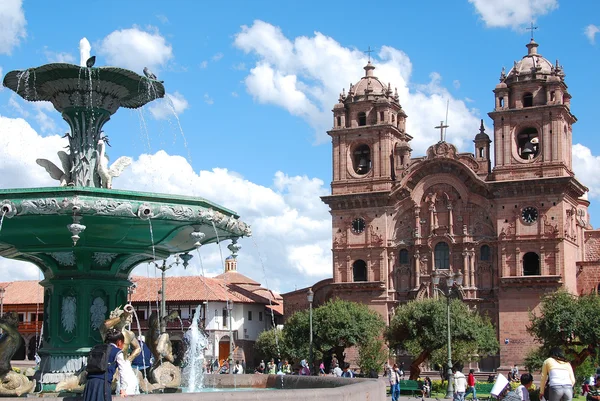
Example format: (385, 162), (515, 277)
(254, 328), (290, 365)
(283, 299), (386, 369)
(386, 298), (499, 379)
(528, 290), (600, 371)
(357, 338), (388, 376)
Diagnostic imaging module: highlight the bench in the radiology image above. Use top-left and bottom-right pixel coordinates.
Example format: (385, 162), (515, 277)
(473, 382), (495, 400)
(399, 380), (422, 396)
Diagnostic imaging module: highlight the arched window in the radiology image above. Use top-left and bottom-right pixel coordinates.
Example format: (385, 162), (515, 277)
(479, 147), (484, 158)
(480, 245), (491, 261)
(399, 249), (409, 264)
(523, 252), (540, 276)
(336, 116), (341, 127)
(358, 112), (367, 126)
(517, 127), (539, 160)
(353, 260), (367, 282)
(434, 242), (450, 270)
(353, 144), (371, 175)
(523, 92), (533, 107)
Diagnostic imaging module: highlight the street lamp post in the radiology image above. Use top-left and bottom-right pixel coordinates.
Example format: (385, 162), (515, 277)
(0, 286), (5, 334)
(431, 270), (464, 399)
(227, 299), (233, 374)
(307, 288), (314, 375)
(154, 253), (193, 334)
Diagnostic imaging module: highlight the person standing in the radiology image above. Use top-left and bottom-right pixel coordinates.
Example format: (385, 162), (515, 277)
(83, 329), (130, 400)
(281, 359), (291, 375)
(540, 348), (575, 401)
(465, 369), (477, 401)
(389, 363), (401, 401)
(454, 367), (467, 401)
(267, 358), (276, 374)
(511, 365), (520, 382)
(131, 335), (153, 380)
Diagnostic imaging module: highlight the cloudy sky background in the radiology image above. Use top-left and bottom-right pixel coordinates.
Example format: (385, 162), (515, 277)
(0, 0), (599, 293)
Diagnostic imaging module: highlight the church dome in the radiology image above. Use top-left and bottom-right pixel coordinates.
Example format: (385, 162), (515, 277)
(350, 62), (388, 97)
(504, 40), (556, 84)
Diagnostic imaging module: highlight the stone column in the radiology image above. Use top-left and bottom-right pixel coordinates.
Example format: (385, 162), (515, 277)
(414, 249), (421, 287)
(346, 255), (352, 282)
(448, 204), (454, 235)
(462, 250), (470, 287)
(469, 250), (476, 290)
(429, 203), (436, 233)
(414, 207), (421, 238)
(388, 250), (395, 291)
(515, 247), (521, 276)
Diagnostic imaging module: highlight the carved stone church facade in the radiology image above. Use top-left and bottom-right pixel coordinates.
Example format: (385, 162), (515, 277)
(311, 40), (600, 369)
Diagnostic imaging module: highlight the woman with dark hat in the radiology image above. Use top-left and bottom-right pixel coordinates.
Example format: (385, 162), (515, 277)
(540, 347), (575, 401)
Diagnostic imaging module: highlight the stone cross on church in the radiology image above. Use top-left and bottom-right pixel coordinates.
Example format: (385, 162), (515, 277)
(435, 120), (449, 142)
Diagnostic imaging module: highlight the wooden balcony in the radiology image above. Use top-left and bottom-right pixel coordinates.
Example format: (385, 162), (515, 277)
(17, 321), (42, 334)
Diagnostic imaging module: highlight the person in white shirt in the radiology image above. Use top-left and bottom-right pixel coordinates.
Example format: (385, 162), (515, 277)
(454, 367), (467, 401)
(332, 364), (343, 377)
(540, 347), (575, 401)
(515, 373), (534, 401)
(116, 357), (139, 395)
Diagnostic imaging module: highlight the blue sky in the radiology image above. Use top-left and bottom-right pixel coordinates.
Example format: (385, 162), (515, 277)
(0, 0), (599, 293)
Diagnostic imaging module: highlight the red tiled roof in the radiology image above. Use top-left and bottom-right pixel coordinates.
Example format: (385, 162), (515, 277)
(129, 276), (259, 304)
(215, 271), (260, 286)
(0, 275), (282, 311)
(0, 281), (43, 304)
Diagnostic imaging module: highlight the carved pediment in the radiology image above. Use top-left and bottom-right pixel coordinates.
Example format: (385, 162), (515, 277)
(426, 142), (459, 160)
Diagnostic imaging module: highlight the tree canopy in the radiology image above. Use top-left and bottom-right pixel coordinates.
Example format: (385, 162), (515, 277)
(387, 298), (498, 379)
(528, 290), (600, 370)
(283, 299), (386, 368)
(254, 328), (290, 364)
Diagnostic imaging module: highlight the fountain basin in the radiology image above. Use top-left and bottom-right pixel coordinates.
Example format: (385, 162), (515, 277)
(2, 375), (386, 400)
(0, 186), (250, 270)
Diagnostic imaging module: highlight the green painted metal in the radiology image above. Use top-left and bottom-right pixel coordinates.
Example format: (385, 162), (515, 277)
(0, 63), (250, 377)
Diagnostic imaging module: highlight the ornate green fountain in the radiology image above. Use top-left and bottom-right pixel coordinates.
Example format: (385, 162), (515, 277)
(1, 62), (250, 388)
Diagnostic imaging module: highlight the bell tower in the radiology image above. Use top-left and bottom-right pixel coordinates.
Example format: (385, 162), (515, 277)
(488, 39), (576, 181)
(329, 61), (409, 195)
(322, 62), (411, 322)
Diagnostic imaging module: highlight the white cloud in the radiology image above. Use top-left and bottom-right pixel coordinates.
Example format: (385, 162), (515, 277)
(7, 96), (60, 134)
(204, 93), (214, 105)
(573, 143), (600, 199)
(231, 92), (239, 98)
(0, 117), (333, 291)
(147, 91), (189, 120)
(468, 0), (558, 29)
(234, 20), (480, 152)
(585, 24), (600, 44)
(200, 61), (208, 69)
(212, 53), (224, 61)
(43, 48), (75, 64)
(0, 0), (26, 55)
(156, 14), (169, 24)
(232, 62), (246, 71)
(98, 26), (173, 73)
(8, 93), (28, 117)
(453, 79), (461, 89)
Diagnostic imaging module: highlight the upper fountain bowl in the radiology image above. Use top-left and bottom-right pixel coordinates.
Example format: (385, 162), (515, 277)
(2, 63), (165, 115)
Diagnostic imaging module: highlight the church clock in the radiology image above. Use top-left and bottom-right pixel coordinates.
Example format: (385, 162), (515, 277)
(521, 206), (538, 224)
(351, 218), (366, 234)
